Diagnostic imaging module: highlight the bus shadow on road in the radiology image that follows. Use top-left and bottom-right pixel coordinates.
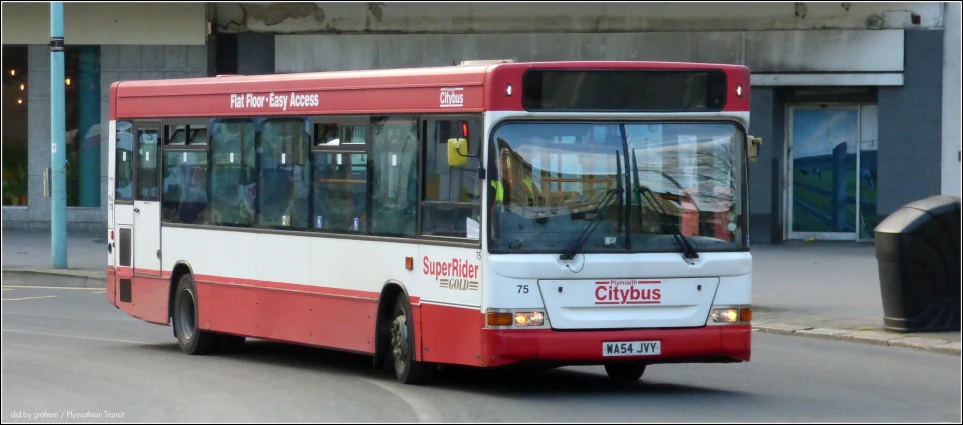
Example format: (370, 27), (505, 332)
(160, 339), (750, 397)
(431, 366), (748, 398)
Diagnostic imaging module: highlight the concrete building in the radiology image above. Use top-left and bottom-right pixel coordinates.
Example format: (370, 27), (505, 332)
(2, 2), (960, 243)
(2, 2), (209, 232)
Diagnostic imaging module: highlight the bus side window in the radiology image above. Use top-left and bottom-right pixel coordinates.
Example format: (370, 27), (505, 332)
(258, 118), (310, 229)
(312, 152), (368, 232)
(421, 118), (482, 239)
(161, 150), (209, 225)
(210, 119), (257, 227)
(369, 116), (419, 237)
(115, 121), (134, 202)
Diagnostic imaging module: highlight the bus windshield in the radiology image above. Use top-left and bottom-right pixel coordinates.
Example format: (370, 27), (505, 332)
(488, 121), (746, 255)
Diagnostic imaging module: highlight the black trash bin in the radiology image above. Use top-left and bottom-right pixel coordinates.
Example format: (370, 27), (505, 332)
(874, 195), (961, 333)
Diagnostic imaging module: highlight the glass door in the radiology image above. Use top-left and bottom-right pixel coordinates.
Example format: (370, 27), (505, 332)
(787, 106), (860, 240)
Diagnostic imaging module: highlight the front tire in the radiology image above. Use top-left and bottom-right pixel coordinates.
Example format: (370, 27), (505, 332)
(172, 274), (219, 355)
(390, 295), (434, 385)
(604, 363), (646, 383)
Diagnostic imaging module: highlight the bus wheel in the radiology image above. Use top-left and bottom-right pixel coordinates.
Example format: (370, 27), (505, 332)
(604, 363), (646, 383)
(172, 274), (219, 355)
(390, 296), (434, 385)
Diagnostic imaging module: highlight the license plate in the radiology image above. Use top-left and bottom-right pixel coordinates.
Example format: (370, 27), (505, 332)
(602, 341), (661, 357)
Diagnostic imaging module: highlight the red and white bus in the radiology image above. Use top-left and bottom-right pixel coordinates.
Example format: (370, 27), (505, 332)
(106, 60), (756, 385)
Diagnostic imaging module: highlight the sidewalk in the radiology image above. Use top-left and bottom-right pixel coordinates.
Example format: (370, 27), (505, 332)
(1, 228), (106, 288)
(750, 241), (961, 354)
(2, 228), (959, 354)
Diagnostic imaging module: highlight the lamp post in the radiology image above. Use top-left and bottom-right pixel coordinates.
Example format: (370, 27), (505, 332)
(51, 2), (67, 269)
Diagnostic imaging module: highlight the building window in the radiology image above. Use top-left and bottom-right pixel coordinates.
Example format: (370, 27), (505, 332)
(209, 118), (256, 227)
(421, 118), (483, 238)
(258, 118), (310, 229)
(64, 46), (101, 207)
(2, 46), (28, 206)
(369, 116), (419, 236)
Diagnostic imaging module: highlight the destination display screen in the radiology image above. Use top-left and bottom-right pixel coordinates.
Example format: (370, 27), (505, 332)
(521, 69), (728, 112)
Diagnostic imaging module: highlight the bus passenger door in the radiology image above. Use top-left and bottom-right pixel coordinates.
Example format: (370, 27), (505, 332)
(132, 123), (163, 276)
(112, 121), (135, 305)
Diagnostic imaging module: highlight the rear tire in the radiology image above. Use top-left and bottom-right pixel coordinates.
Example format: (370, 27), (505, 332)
(604, 363), (646, 383)
(390, 295), (434, 385)
(172, 274), (219, 355)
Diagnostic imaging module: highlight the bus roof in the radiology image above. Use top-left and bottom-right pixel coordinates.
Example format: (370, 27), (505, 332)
(110, 61), (750, 120)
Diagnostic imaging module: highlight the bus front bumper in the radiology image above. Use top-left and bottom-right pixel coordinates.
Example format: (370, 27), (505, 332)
(480, 325), (751, 367)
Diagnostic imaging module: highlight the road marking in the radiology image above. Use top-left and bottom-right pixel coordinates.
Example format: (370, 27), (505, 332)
(2, 295), (58, 301)
(1, 288), (13, 291)
(1, 285), (103, 291)
(91, 290), (106, 294)
(1, 328), (154, 345)
(360, 377), (443, 423)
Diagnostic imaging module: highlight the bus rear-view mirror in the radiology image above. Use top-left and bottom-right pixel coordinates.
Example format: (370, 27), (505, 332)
(748, 136), (763, 163)
(448, 138), (469, 167)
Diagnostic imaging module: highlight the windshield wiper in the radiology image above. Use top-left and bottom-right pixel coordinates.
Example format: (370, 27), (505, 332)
(630, 153), (699, 261)
(560, 150), (624, 260)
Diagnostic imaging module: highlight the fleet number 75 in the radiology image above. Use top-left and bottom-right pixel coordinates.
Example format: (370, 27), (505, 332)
(517, 285), (529, 294)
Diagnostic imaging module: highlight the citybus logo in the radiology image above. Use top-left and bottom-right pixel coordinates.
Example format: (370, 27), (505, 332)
(594, 280), (661, 305)
(440, 87), (464, 108)
(424, 257), (479, 291)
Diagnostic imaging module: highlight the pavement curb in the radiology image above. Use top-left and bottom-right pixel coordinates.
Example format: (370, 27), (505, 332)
(2, 268), (106, 288)
(753, 323), (962, 356)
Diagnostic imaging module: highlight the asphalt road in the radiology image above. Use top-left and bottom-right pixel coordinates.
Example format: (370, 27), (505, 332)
(2, 285), (960, 423)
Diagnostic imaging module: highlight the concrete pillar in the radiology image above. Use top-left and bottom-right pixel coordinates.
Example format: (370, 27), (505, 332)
(942, 2), (962, 197)
(51, 1), (67, 268)
(78, 46), (101, 207)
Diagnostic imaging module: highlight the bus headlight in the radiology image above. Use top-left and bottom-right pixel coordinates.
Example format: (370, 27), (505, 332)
(711, 308), (740, 323)
(514, 312), (545, 327)
(708, 306), (751, 325)
(487, 309), (549, 328)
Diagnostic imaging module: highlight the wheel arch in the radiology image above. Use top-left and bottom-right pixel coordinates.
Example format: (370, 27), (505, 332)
(168, 261), (195, 325)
